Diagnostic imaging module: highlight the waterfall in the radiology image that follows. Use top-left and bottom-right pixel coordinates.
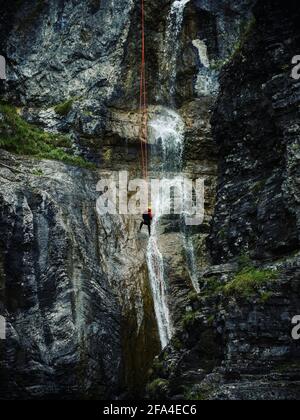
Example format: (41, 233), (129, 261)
(146, 109), (185, 349)
(146, 1), (194, 349)
(162, 0), (191, 97)
(182, 224), (201, 294)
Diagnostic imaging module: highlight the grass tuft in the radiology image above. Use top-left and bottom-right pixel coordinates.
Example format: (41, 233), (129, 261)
(0, 102), (95, 169)
(224, 267), (278, 298)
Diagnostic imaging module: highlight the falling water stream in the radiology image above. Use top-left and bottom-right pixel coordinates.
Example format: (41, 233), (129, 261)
(162, 0), (191, 97)
(146, 0), (194, 349)
(147, 109), (185, 349)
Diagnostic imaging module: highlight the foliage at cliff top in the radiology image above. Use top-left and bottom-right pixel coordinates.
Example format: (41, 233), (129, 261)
(0, 103), (94, 169)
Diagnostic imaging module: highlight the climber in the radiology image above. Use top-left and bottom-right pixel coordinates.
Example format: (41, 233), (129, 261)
(139, 208), (153, 236)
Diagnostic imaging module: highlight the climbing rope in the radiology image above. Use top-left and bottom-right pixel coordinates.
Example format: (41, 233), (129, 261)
(139, 0), (148, 180)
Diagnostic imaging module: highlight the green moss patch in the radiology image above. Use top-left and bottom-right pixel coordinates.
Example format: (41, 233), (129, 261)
(224, 267), (278, 298)
(146, 379), (169, 399)
(0, 103), (94, 169)
(54, 99), (74, 116)
(181, 312), (197, 329)
(184, 384), (214, 401)
(202, 276), (224, 296)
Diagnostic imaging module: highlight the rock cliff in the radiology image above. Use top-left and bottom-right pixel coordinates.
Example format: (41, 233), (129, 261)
(146, 0), (300, 400)
(0, 0), (299, 400)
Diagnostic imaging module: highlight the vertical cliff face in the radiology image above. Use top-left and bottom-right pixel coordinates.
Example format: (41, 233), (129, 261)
(0, 151), (122, 399)
(210, 0), (300, 263)
(146, 0), (300, 401)
(0, 0), (161, 399)
(0, 0), (253, 400)
(1, 0), (298, 401)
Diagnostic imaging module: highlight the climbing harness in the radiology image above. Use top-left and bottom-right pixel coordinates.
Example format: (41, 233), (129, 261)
(139, 0), (148, 181)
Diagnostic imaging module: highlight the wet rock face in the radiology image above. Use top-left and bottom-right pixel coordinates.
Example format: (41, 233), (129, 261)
(1, 0), (297, 401)
(0, 0), (253, 399)
(0, 151), (122, 399)
(210, 0), (300, 263)
(0, 0), (172, 399)
(176, 0), (254, 104)
(0, 148), (161, 399)
(1, 0), (141, 165)
(3, 0), (135, 106)
(146, 0), (300, 401)
(147, 261), (300, 400)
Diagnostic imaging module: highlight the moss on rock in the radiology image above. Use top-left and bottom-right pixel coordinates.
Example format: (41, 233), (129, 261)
(0, 102), (94, 169)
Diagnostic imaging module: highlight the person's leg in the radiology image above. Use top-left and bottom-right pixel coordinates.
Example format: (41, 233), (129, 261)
(140, 221), (144, 231)
(148, 223), (151, 236)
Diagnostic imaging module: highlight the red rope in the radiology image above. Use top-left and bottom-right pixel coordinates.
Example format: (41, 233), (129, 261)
(139, 0), (148, 181)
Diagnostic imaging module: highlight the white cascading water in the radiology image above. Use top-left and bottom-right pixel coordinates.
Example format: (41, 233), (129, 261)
(146, 0), (195, 349)
(147, 109), (185, 349)
(162, 0), (191, 97)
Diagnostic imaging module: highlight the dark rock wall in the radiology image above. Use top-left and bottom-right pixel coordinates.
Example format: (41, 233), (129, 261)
(146, 0), (300, 401)
(0, 0), (165, 399)
(147, 261), (300, 400)
(0, 151), (122, 399)
(1, 0), (298, 401)
(210, 0), (300, 263)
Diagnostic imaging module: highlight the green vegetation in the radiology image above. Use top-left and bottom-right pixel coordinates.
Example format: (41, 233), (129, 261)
(237, 254), (253, 269)
(252, 180), (266, 194)
(224, 266), (278, 298)
(292, 142), (300, 153)
(152, 358), (164, 373)
(202, 276), (224, 296)
(218, 228), (227, 240)
(182, 311), (197, 328)
(171, 337), (183, 351)
(54, 99), (74, 116)
(229, 17), (257, 61)
(209, 17), (257, 72)
(259, 291), (274, 304)
(184, 384), (214, 401)
(281, 64), (290, 72)
(102, 147), (113, 162)
(146, 379), (169, 398)
(200, 256), (279, 300)
(187, 290), (199, 304)
(0, 102), (94, 169)
(32, 168), (44, 177)
(210, 59), (227, 71)
(207, 315), (215, 326)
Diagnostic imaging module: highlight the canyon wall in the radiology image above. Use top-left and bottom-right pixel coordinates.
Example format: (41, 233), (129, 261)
(1, 0), (298, 401)
(147, 0), (300, 400)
